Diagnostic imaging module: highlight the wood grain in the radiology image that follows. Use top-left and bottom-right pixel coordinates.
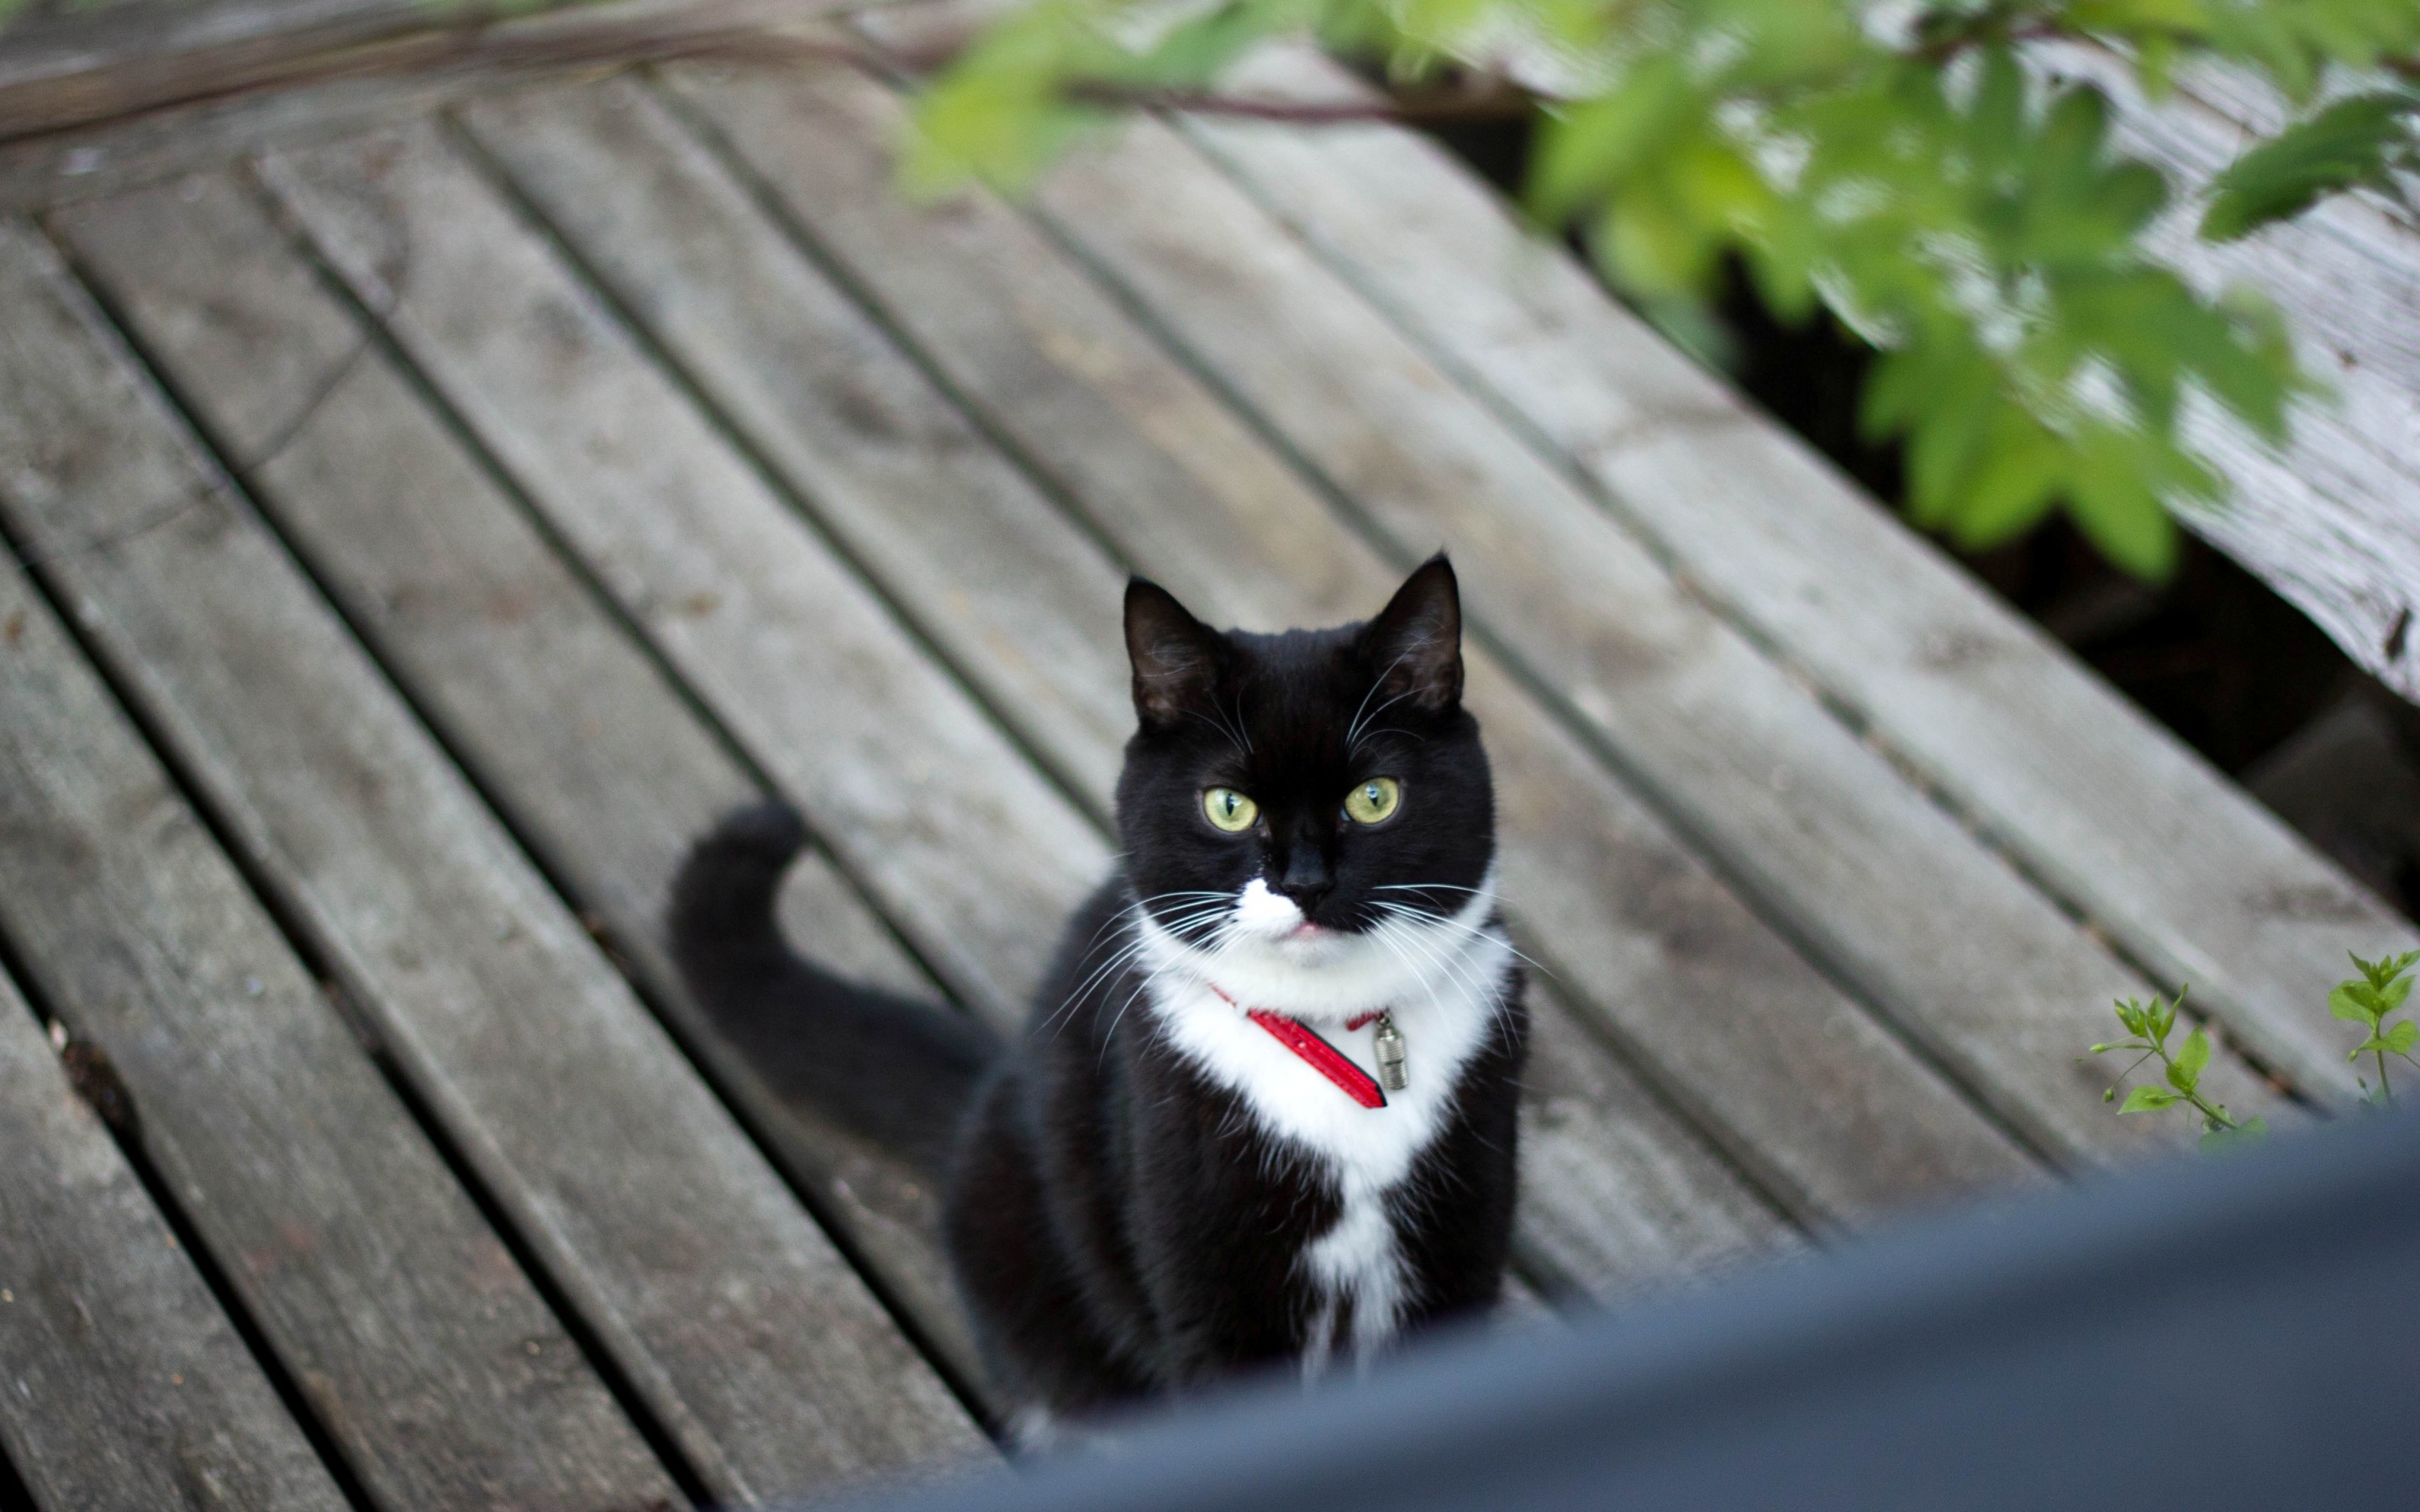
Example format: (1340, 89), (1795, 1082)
(0, 213), (983, 1506)
(2043, 42), (2420, 705)
(462, 78), (1137, 814)
(3, 66), (547, 213)
(0, 0), (444, 139)
(55, 162), (982, 1395)
(260, 116), (1111, 1034)
(0, 961), (350, 1512)
(1162, 45), (2416, 1106)
(0, 507), (677, 1511)
(0, 0), (869, 144)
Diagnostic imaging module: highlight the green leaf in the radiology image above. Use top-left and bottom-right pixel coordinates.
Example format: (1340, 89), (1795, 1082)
(2120, 1085), (2185, 1113)
(1905, 368), (2002, 528)
(2387, 1021), (2420, 1057)
(1529, 59), (1699, 225)
(2202, 92), (2419, 241)
(2331, 983), (2382, 1024)
(1949, 407), (2069, 549)
(2069, 433), (2181, 581)
(2154, 989), (2181, 1042)
(2176, 1024), (2212, 1082)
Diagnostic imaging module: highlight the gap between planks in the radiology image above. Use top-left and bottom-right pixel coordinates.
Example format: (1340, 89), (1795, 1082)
(55, 156), (998, 1405)
(0, 496), (685, 1511)
(0, 957), (352, 1512)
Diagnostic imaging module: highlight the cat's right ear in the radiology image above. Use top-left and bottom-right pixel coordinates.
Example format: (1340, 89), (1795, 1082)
(1124, 578), (1222, 729)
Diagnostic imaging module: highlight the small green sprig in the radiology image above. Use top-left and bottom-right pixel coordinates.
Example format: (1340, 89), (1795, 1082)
(2330, 949), (2420, 1108)
(2091, 986), (2267, 1153)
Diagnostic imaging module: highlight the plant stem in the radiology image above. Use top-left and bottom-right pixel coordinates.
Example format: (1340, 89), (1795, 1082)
(2193, 1094), (2237, 1131)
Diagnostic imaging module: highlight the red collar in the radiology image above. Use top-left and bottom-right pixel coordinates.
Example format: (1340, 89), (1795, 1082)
(1207, 984), (1386, 1109)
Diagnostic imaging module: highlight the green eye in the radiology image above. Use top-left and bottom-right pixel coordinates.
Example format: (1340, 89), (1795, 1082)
(1202, 788), (1260, 832)
(1344, 777), (1401, 826)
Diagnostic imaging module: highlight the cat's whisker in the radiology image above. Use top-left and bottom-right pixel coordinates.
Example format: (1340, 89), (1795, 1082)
(1344, 648), (1408, 748)
(1371, 895), (1551, 979)
(1067, 907), (1227, 1015)
(1054, 916), (1208, 1033)
(1349, 723), (1420, 754)
(1372, 908), (1482, 1010)
(1370, 900), (1506, 1010)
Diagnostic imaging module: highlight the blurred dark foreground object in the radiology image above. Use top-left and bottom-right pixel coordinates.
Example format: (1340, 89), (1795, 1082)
(834, 1108), (2420, 1512)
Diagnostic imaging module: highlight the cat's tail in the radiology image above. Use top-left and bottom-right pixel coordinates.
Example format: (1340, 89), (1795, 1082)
(669, 801), (1002, 1177)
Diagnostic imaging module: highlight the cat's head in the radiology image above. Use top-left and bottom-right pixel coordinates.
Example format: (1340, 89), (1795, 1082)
(1115, 557), (1496, 996)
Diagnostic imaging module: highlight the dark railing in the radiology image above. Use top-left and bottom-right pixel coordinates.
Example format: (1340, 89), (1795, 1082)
(845, 1108), (2420, 1512)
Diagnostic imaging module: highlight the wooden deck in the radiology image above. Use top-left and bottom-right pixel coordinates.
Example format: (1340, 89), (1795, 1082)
(0, 17), (2413, 1509)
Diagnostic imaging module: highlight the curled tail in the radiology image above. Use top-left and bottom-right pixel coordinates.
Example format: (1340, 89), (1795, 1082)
(669, 802), (1000, 1176)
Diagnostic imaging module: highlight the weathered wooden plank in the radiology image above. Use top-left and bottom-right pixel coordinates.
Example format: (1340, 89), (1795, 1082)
(461, 79), (1136, 815)
(652, 59), (2161, 1204)
(56, 163), (980, 1392)
(0, 961), (350, 1512)
(260, 118), (1106, 1033)
(3, 66), (533, 213)
(0, 0), (868, 144)
(259, 93), (1807, 1296)
(1511, 986), (1783, 1299)
(0, 217), (984, 1504)
(2049, 44), (2420, 701)
(1155, 45), (2416, 1105)
(0, 0), (439, 138)
(0, 518), (676, 1509)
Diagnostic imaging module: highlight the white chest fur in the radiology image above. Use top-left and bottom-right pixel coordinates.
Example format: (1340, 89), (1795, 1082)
(1132, 876), (1514, 1362)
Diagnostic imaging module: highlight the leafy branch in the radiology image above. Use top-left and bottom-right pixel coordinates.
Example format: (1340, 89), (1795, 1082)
(909, 0), (2420, 580)
(2095, 948), (2420, 1152)
(2330, 948), (2420, 1105)
(2091, 984), (2268, 1152)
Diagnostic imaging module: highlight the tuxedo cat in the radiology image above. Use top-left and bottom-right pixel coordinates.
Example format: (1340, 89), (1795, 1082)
(670, 557), (1526, 1431)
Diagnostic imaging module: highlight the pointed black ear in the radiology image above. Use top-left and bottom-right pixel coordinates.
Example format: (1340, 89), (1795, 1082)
(1360, 554), (1464, 711)
(1124, 578), (1222, 728)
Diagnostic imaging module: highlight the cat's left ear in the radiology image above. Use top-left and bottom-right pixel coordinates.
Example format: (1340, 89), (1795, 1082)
(1125, 578), (1223, 729)
(1361, 554), (1464, 711)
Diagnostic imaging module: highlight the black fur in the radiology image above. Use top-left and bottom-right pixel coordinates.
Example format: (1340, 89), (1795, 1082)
(668, 803), (998, 1176)
(671, 557), (1526, 1423)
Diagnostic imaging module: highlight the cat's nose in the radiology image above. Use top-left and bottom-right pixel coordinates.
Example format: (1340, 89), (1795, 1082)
(1274, 852), (1334, 916)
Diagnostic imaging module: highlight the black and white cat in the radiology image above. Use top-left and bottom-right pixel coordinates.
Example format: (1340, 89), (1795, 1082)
(670, 556), (1526, 1432)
